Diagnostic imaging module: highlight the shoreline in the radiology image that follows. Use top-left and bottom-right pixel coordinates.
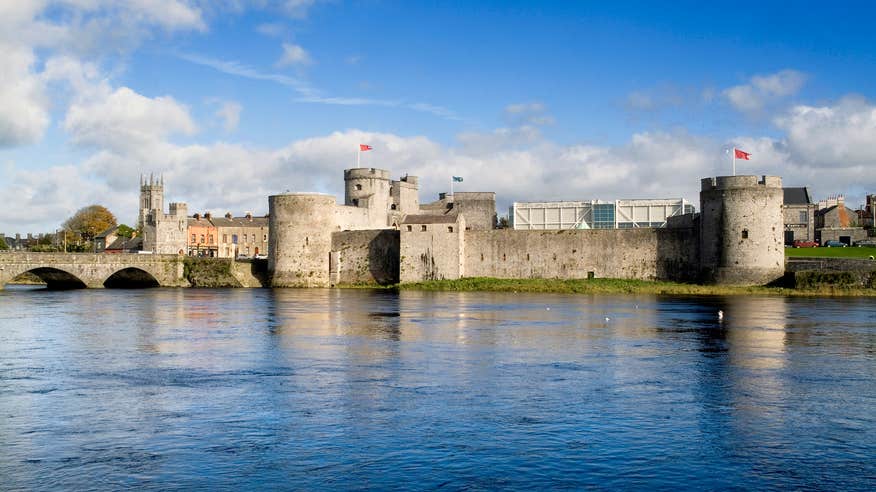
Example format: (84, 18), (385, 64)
(7, 276), (876, 297)
(388, 277), (876, 297)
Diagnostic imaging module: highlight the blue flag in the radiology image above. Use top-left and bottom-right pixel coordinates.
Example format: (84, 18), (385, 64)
(452, 176), (463, 182)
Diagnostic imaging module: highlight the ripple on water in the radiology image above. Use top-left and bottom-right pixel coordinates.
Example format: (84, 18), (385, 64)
(0, 290), (874, 490)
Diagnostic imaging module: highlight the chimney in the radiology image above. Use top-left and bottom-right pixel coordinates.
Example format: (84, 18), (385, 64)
(205, 212), (211, 220)
(225, 212), (232, 219)
(245, 211), (253, 221)
(194, 213), (201, 220)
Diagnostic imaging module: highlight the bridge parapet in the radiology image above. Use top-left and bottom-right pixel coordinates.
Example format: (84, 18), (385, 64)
(0, 252), (188, 288)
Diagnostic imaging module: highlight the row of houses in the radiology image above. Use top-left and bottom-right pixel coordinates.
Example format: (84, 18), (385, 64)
(783, 189), (875, 245)
(95, 211), (268, 258)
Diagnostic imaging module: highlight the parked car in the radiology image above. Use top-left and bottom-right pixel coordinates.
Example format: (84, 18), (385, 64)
(823, 240), (847, 247)
(254, 253), (268, 259)
(792, 240), (818, 248)
(236, 254), (250, 260)
(854, 239), (876, 247)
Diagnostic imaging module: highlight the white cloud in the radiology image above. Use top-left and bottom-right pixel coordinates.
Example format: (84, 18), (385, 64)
(504, 102), (555, 126)
(276, 42), (312, 66)
(123, 0), (206, 32)
(256, 22), (286, 37)
(282, 0), (318, 19)
(626, 91), (654, 111)
(775, 96), (876, 168)
(0, 44), (50, 146)
(1, 126), (723, 232)
(215, 101), (242, 132)
(723, 69), (806, 113)
(64, 86), (197, 150)
(177, 52), (318, 97)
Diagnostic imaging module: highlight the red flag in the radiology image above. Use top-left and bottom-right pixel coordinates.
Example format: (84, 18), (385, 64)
(359, 144), (373, 151)
(734, 148), (751, 160)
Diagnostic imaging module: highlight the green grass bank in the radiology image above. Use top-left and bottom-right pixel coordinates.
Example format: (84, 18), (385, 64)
(391, 277), (876, 297)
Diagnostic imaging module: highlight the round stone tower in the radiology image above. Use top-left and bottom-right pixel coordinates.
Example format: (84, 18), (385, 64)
(268, 193), (336, 287)
(699, 175), (785, 285)
(344, 168), (391, 226)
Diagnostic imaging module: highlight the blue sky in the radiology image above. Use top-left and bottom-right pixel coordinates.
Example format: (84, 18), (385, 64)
(2, 1), (876, 232)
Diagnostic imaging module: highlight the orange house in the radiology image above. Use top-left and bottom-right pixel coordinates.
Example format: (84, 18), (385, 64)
(187, 213), (218, 257)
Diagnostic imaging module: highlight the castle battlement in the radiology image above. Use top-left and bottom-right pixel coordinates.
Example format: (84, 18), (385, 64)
(702, 175), (783, 190)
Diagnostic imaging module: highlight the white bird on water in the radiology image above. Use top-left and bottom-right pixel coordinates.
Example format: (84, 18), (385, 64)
(718, 310), (724, 322)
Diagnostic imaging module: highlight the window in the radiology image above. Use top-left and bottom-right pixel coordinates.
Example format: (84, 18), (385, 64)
(741, 229), (749, 239)
(200, 234), (205, 243)
(352, 199), (359, 206)
(391, 204), (397, 210)
(263, 234), (267, 242)
(593, 203), (616, 229)
(421, 225), (427, 231)
(208, 234), (213, 244)
(191, 234), (196, 243)
(406, 225), (413, 232)
(355, 184), (362, 190)
(799, 211), (808, 223)
(223, 234), (228, 243)
(448, 226), (454, 232)
(232, 234), (238, 244)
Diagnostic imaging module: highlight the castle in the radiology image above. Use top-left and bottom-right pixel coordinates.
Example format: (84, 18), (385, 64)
(266, 170), (785, 287)
(141, 168), (786, 287)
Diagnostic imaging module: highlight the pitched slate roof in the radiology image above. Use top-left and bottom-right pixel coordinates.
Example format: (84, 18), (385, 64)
(400, 214), (459, 225)
(783, 187), (811, 205)
(96, 225), (120, 239)
(106, 235), (143, 251)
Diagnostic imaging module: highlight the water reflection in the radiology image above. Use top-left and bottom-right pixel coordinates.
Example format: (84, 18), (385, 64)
(0, 287), (873, 490)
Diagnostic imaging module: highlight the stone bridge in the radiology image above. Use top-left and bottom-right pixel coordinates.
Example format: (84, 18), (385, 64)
(0, 252), (188, 289)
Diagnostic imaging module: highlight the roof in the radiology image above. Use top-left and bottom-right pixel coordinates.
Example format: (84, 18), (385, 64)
(186, 215), (269, 228)
(400, 214), (459, 225)
(96, 225), (120, 239)
(783, 187), (811, 205)
(106, 235), (142, 250)
(210, 216), (268, 228)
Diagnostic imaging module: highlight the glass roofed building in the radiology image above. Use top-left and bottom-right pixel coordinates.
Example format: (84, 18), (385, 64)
(510, 198), (694, 230)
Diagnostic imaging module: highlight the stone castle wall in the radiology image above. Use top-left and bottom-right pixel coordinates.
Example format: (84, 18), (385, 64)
(399, 216), (465, 283)
(464, 228), (699, 282)
(398, 227), (699, 283)
(331, 230), (399, 285)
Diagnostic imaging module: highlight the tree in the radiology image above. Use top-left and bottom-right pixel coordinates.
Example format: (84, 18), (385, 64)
(116, 224), (135, 238)
(64, 205), (117, 243)
(0, 235), (8, 250)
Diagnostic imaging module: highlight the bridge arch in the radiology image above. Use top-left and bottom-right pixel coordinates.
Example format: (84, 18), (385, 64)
(4, 266), (87, 289)
(103, 267), (161, 288)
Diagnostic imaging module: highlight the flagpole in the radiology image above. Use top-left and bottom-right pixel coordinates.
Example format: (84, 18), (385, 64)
(450, 176), (454, 197)
(732, 147), (736, 176)
(357, 148), (360, 168)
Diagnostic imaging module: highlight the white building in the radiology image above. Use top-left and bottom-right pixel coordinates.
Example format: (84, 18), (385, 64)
(510, 198), (694, 230)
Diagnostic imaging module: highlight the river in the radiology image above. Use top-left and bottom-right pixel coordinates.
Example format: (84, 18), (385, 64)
(1, 287), (874, 490)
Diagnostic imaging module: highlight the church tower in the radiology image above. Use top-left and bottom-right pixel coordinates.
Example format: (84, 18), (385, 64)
(139, 173), (164, 230)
